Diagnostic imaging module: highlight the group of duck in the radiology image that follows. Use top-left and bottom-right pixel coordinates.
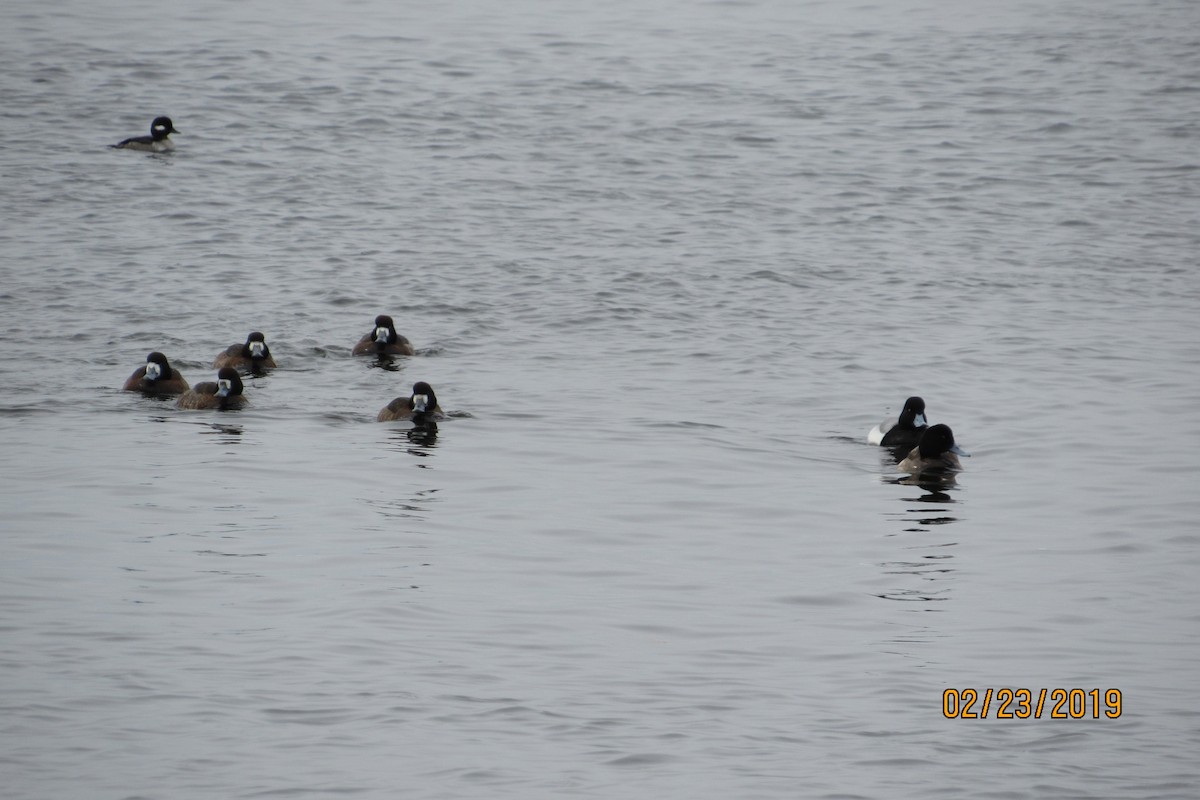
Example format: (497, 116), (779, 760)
(125, 325), (964, 474)
(867, 396), (969, 475)
(112, 125), (439, 424)
(112, 118), (965, 473)
(122, 315), (443, 424)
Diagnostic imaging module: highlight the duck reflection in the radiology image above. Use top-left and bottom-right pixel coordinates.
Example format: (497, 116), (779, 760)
(875, 456), (961, 606)
(365, 487), (441, 520)
(387, 420), (439, 459)
(888, 470), (959, 493)
(405, 422), (439, 448)
(366, 353), (403, 372)
(200, 421), (245, 444)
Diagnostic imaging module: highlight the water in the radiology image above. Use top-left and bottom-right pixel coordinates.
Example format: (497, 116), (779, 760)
(2, 0), (1199, 797)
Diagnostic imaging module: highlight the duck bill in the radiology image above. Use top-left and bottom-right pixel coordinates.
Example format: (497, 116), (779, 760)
(249, 341), (266, 358)
(412, 394), (429, 413)
(949, 444), (970, 457)
(216, 380), (232, 398)
(145, 363), (162, 381)
(913, 413), (927, 427)
(374, 326), (390, 344)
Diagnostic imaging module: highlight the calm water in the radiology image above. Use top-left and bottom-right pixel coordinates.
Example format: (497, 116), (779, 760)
(2, 0), (1199, 797)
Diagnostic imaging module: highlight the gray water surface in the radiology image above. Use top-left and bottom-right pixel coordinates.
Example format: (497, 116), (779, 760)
(2, 0), (1199, 797)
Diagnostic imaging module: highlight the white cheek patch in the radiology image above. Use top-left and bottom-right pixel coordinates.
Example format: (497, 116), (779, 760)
(412, 394), (429, 412)
(146, 363), (162, 380)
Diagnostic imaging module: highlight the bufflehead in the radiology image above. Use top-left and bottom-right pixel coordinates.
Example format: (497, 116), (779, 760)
(112, 116), (179, 152)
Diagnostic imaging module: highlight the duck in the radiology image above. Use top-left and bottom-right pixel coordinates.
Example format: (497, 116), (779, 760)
(868, 396), (928, 453)
(213, 331), (276, 373)
(122, 351), (190, 396)
(377, 381), (443, 423)
(176, 367), (247, 410)
(352, 314), (414, 356)
(897, 424), (969, 474)
(112, 116), (179, 152)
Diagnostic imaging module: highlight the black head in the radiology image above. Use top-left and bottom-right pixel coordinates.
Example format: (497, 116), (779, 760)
(215, 367), (244, 397)
(898, 396), (927, 429)
(150, 116), (178, 140)
(410, 381), (437, 413)
(373, 315), (398, 344)
(243, 331), (270, 359)
(917, 423), (956, 458)
(145, 351), (172, 381)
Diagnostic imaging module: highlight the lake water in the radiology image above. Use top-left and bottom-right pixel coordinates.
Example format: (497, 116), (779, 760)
(2, 0), (1199, 797)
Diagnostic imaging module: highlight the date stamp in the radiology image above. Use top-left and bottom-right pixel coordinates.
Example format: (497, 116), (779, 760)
(943, 688), (1122, 719)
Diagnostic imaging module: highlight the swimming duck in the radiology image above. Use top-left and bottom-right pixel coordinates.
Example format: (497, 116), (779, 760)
(122, 351), (190, 396)
(352, 314), (414, 356)
(112, 116), (179, 152)
(868, 396), (928, 452)
(213, 331), (276, 373)
(377, 381), (443, 423)
(897, 424), (969, 474)
(176, 367), (247, 410)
